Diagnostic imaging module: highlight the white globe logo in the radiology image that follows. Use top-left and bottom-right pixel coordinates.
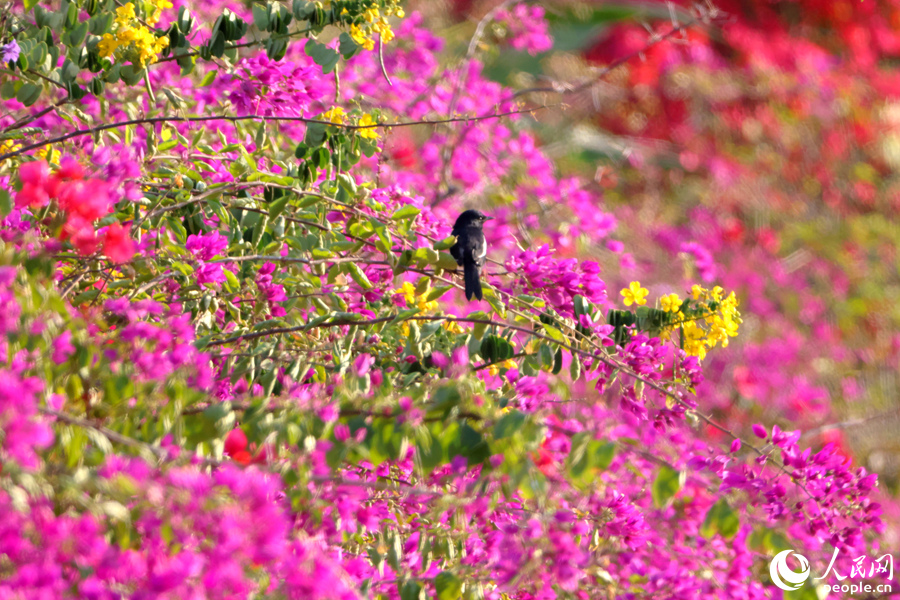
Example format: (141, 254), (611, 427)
(770, 550), (811, 591)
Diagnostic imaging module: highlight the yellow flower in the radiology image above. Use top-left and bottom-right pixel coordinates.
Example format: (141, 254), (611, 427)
(659, 292), (681, 313)
(115, 3), (136, 26)
(321, 107), (346, 124)
(36, 146), (59, 164)
(395, 282), (437, 312)
(488, 359), (518, 377)
(98, 33), (120, 58)
(373, 18), (395, 43)
(443, 321), (464, 334)
(0, 140), (21, 158)
(620, 281), (649, 306)
(691, 284), (704, 300)
(117, 26), (138, 43)
(364, 7), (380, 23)
(358, 114), (379, 140)
(350, 24), (375, 51)
(682, 321), (708, 360)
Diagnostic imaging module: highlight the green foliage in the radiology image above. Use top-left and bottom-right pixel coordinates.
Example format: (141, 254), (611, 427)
(700, 499), (740, 540)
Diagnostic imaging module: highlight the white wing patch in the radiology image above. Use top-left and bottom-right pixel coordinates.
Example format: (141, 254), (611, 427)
(476, 243), (486, 260)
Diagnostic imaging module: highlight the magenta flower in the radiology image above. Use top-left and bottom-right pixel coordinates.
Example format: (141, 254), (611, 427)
(354, 353), (375, 377)
(51, 330), (75, 364)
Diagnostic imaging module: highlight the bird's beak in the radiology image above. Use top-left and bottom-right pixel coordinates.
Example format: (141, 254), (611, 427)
(484, 216), (494, 220)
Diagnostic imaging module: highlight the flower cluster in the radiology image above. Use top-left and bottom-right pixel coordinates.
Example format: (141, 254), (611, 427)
(504, 245), (608, 318)
(393, 280), (438, 312)
(0, 1), (895, 598)
(493, 3), (554, 56)
(348, 3), (405, 51)
(97, 3), (170, 68)
(15, 159), (133, 260)
(678, 285), (741, 359)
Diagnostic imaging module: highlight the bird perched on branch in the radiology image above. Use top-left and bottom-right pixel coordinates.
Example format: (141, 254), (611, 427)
(450, 209), (492, 301)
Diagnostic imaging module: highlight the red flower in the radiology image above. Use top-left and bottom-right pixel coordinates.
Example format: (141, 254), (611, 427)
(58, 180), (110, 221)
(15, 161), (51, 208)
(15, 182), (50, 209)
(18, 160), (50, 186)
(63, 213), (99, 256)
(224, 428), (250, 464)
(102, 223), (135, 264)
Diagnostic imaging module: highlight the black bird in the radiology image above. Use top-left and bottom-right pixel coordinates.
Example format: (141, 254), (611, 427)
(450, 209), (493, 301)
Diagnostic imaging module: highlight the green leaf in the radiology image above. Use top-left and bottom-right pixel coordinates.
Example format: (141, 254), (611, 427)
(388, 308), (419, 327)
(16, 83), (42, 107)
(0, 80), (17, 100)
(700, 499), (740, 540)
(64, 20), (89, 46)
(339, 32), (360, 59)
(494, 410), (525, 439)
(209, 31), (226, 58)
(433, 235), (456, 250)
(72, 289), (100, 304)
(425, 286), (452, 302)
(392, 205), (420, 220)
(120, 64), (145, 86)
(466, 310), (490, 338)
(305, 40), (340, 73)
(400, 580), (424, 600)
(223, 269), (240, 293)
(593, 440), (615, 469)
(569, 353), (582, 380)
(266, 36), (288, 61)
(198, 70), (218, 87)
(346, 262), (373, 289)
(651, 465), (684, 508)
(552, 347), (563, 375)
(436, 252), (459, 271)
(542, 323), (565, 343)
(0, 190), (11, 218)
(566, 434), (615, 488)
(252, 4), (269, 30)
(268, 194), (291, 220)
(304, 121), (328, 146)
(24, 0), (39, 9)
(434, 571), (462, 600)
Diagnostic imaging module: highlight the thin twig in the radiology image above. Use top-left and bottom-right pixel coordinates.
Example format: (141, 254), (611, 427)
(0, 106), (556, 163)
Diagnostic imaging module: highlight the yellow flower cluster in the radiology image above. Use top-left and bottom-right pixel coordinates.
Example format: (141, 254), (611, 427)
(145, 0), (173, 26)
(98, 3), (169, 68)
(321, 109), (379, 139)
(672, 285), (741, 360)
(321, 107), (345, 124)
(36, 145), (59, 164)
(349, 4), (404, 51)
(358, 114), (379, 140)
(487, 359), (517, 377)
(396, 281), (437, 313)
(0, 140), (20, 162)
(659, 292), (681, 313)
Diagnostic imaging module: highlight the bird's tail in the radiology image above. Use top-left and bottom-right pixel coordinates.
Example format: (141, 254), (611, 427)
(464, 260), (483, 301)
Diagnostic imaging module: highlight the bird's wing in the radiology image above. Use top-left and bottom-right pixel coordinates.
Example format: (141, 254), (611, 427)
(470, 234), (487, 268)
(449, 233), (463, 263)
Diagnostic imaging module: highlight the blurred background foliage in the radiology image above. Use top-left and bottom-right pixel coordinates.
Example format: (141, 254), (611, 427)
(406, 0), (900, 495)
